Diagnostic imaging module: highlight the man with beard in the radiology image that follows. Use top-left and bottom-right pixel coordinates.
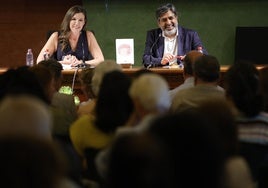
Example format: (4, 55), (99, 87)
(142, 3), (207, 68)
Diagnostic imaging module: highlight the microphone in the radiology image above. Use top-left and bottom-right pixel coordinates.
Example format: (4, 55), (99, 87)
(75, 60), (87, 69)
(148, 33), (162, 68)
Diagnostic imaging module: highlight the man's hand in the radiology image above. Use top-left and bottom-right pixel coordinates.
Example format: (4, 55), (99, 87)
(161, 53), (175, 65)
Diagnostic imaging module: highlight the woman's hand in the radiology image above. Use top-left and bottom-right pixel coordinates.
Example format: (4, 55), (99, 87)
(61, 55), (73, 64)
(61, 55), (82, 67)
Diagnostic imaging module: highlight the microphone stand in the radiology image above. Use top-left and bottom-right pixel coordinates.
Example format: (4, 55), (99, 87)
(147, 33), (161, 69)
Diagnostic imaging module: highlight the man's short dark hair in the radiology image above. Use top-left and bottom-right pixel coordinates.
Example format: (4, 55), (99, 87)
(38, 59), (63, 80)
(183, 51), (203, 76)
(194, 55), (220, 82)
(155, 3), (178, 20)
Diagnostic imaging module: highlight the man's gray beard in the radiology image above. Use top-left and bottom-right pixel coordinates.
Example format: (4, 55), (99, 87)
(164, 27), (177, 37)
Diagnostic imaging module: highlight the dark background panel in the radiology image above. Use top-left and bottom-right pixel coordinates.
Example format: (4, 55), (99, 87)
(235, 27), (268, 65)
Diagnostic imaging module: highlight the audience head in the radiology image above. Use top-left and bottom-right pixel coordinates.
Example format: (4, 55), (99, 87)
(193, 54), (220, 82)
(149, 110), (225, 188)
(91, 60), (122, 96)
(78, 67), (96, 99)
(259, 66), (268, 112)
(224, 60), (262, 117)
(0, 66), (50, 104)
(0, 136), (66, 188)
(0, 95), (52, 141)
(95, 70), (133, 133)
(197, 99), (238, 158)
(29, 65), (55, 103)
(106, 133), (173, 188)
(129, 73), (170, 116)
(183, 50), (203, 76)
(38, 59), (63, 91)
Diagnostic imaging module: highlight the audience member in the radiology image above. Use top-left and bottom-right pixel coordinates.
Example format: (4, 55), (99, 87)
(0, 95), (52, 140)
(142, 3), (207, 68)
(28, 65), (55, 104)
(30, 60), (84, 186)
(124, 72), (171, 132)
(0, 136), (72, 188)
(95, 72), (170, 181)
(0, 66), (83, 187)
(224, 61), (268, 184)
(197, 99), (254, 188)
(148, 109), (225, 188)
(104, 133), (173, 188)
(37, 5), (104, 67)
(170, 54), (225, 112)
(77, 67), (96, 116)
(169, 50), (203, 99)
(0, 66), (49, 104)
(38, 59), (77, 138)
(91, 60), (122, 97)
(70, 70), (133, 183)
(259, 66), (268, 112)
(76, 60), (122, 118)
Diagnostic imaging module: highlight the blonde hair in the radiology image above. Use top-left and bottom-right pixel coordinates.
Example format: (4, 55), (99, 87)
(91, 60), (122, 96)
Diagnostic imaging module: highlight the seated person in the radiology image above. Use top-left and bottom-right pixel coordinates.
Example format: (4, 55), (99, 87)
(36, 5), (104, 68)
(38, 59), (78, 139)
(77, 67), (96, 116)
(224, 60), (268, 184)
(70, 70), (133, 182)
(170, 55), (225, 112)
(142, 3), (207, 68)
(169, 50), (203, 99)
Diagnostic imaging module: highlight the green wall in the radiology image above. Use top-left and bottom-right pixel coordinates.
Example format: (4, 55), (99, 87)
(83, 0), (268, 66)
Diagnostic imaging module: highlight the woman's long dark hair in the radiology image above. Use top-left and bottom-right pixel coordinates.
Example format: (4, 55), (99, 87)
(95, 71), (134, 133)
(59, 5), (87, 51)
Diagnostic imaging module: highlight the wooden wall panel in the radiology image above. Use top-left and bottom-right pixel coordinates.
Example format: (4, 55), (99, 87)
(0, 0), (82, 68)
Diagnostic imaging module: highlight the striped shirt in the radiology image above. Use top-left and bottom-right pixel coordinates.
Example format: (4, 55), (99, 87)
(237, 112), (268, 145)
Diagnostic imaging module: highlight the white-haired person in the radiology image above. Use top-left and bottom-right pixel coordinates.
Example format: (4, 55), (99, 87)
(95, 72), (171, 181)
(125, 72), (171, 132)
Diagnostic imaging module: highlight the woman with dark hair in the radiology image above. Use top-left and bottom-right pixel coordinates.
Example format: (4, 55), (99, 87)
(70, 70), (133, 183)
(37, 5), (104, 67)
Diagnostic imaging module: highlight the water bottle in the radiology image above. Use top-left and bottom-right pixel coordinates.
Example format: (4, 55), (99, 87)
(26, 49), (34, 66)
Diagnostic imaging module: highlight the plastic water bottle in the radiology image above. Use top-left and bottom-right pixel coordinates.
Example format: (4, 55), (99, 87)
(26, 49), (34, 66)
